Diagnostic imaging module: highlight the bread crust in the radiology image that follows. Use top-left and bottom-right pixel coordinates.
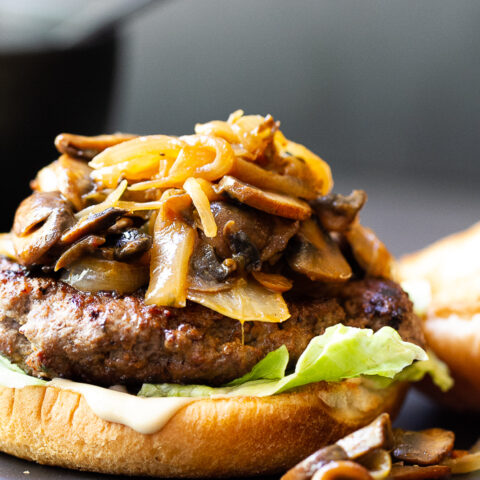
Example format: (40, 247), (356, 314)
(0, 380), (407, 477)
(398, 221), (480, 411)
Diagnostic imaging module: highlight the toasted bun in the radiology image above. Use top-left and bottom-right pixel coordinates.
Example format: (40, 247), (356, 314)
(0, 380), (407, 477)
(398, 221), (480, 411)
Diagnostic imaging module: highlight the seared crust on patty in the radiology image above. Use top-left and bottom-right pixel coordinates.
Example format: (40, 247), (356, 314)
(0, 258), (423, 387)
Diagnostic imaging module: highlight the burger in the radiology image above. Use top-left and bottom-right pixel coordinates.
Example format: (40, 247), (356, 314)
(0, 111), (449, 477)
(398, 221), (480, 412)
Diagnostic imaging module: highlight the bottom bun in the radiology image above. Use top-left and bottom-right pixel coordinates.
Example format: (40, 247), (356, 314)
(0, 380), (407, 478)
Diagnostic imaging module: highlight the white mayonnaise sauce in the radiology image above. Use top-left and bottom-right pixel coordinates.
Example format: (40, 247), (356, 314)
(0, 362), (193, 434)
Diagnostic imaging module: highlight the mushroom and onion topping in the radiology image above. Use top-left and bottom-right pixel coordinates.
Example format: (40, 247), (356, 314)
(282, 413), (480, 480)
(1, 111), (394, 322)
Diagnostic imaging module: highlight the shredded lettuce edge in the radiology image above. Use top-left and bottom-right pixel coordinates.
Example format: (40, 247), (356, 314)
(139, 324), (453, 398)
(0, 324), (453, 399)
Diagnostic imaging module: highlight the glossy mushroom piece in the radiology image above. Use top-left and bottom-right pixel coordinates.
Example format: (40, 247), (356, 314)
(12, 192), (75, 265)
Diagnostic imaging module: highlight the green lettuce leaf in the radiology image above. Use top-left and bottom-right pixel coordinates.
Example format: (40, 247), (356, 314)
(394, 349), (453, 392)
(0, 355), (47, 388)
(139, 324), (435, 398)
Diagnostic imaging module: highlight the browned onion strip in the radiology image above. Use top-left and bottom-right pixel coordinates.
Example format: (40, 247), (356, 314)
(60, 256), (148, 294)
(311, 461), (372, 480)
(346, 222), (394, 279)
(145, 214), (196, 308)
(442, 451), (480, 474)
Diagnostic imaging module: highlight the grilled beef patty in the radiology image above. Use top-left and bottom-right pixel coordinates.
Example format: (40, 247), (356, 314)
(0, 257), (423, 387)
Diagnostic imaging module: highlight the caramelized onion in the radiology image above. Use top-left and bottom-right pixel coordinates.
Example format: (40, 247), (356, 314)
(274, 131), (333, 195)
(230, 157), (316, 199)
(187, 277), (290, 323)
(75, 180), (128, 220)
(312, 461), (372, 480)
(145, 214), (196, 308)
(442, 451), (480, 474)
(357, 450), (391, 480)
(91, 155), (160, 188)
(183, 177), (217, 237)
(60, 256), (148, 294)
(346, 223), (394, 279)
(89, 135), (183, 169)
(195, 110), (276, 159)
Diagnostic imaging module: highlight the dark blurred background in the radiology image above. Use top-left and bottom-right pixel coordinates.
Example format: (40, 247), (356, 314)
(1, 0), (479, 254)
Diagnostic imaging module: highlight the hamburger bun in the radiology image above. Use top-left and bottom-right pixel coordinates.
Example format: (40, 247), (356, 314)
(398, 221), (480, 410)
(0, 380), (407, 478)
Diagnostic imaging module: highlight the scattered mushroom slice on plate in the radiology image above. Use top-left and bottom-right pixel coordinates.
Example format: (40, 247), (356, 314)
(392, 428), (455, 466)
(216, 175), (312, 220)
(336, 413), (393, 460)
(281, 445), (348, 480)
(389, 464), (451, 480)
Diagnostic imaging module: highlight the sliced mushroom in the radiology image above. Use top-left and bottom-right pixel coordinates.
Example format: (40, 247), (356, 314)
(54, 235), (105, 271)
(230, 156), (316, 199)
(112, 228), (152, 261)
(281, 445), (348, 480)
(228, 230), (262, 271)
(188, 243), (236, 292)
(311, 461), (372, 480)
(287, 219), (352, 282)
(12, 192), (75, 266)
(61, 207), (126, 244)
(216, 176), (312, 220)
(392, 428), (455, 466)
(31, 155), (93, 211)
(107, 217), (136, 234)
(207, 201), (270, 259)
(54, 133), (137, 161)
(312, 190), (367, 232)
(345, 223), (394, 279)
(337, 413), (393, 460)
(261, 218), (299, 262)
(389, 464), (451, 480)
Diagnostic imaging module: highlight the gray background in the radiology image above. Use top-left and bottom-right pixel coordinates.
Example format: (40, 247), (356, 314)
(109, 0), (480, 255)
